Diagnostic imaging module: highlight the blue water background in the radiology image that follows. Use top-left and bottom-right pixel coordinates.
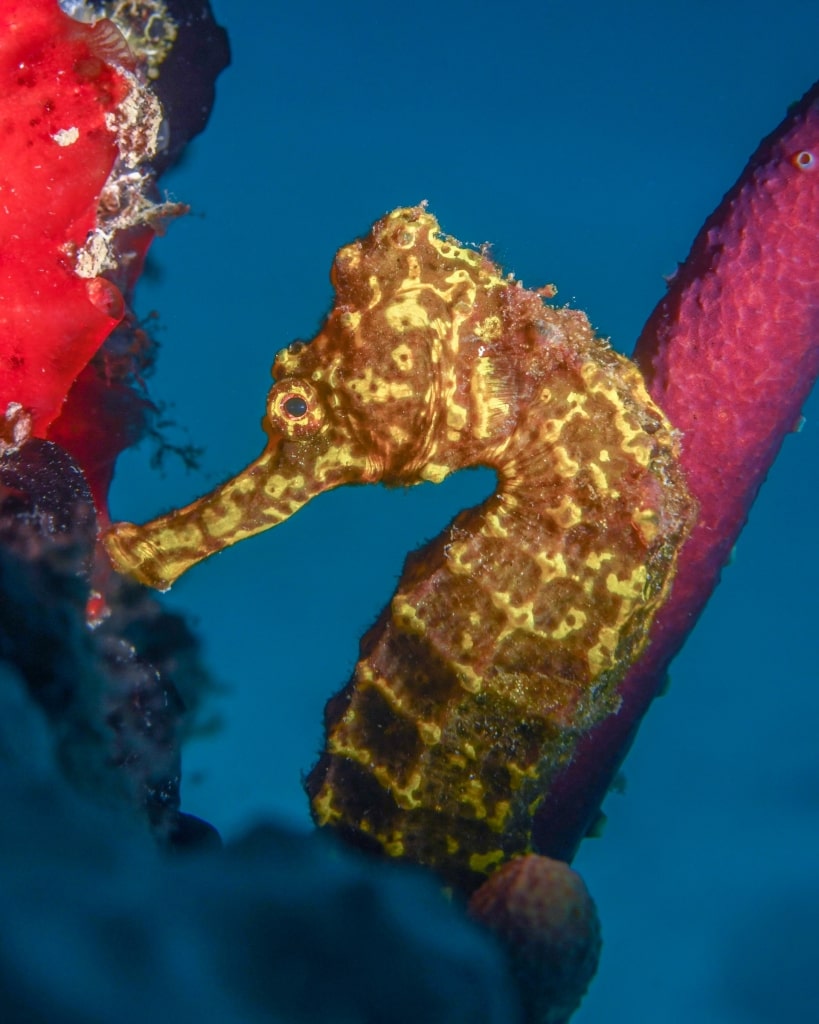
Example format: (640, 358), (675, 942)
(110, 2), (819, 1020)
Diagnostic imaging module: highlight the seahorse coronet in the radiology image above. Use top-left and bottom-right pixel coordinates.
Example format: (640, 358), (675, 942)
(104, 205), (696, 890)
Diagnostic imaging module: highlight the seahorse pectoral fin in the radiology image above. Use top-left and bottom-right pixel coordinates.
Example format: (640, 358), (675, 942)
(103, 436), (349, 590)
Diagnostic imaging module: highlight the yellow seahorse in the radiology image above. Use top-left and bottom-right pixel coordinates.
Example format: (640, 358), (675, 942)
(105, 206), (694, 890)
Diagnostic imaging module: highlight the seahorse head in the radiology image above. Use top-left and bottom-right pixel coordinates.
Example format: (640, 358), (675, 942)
(105, 206), (514, 587)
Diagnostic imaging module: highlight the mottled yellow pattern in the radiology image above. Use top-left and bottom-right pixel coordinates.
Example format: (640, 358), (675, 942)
(105, 207), (695, 890)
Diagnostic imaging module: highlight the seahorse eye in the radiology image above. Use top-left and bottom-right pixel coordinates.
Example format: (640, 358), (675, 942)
(283, 394), (308, 418)
(266, 380), (323, 439)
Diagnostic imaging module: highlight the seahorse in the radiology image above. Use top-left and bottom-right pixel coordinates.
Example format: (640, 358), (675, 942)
(104, 206), (695, 891)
